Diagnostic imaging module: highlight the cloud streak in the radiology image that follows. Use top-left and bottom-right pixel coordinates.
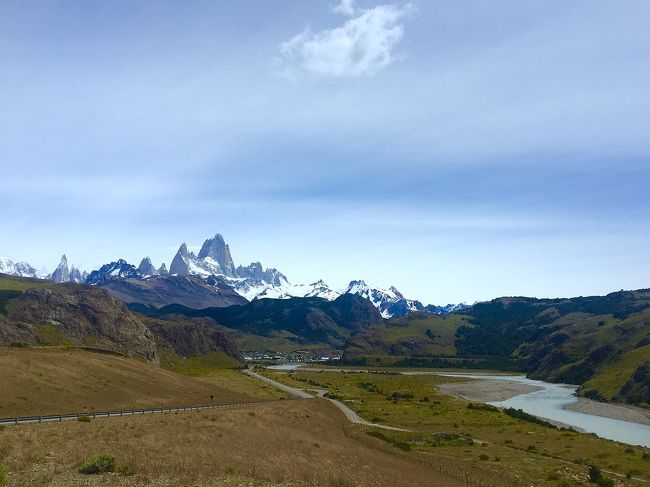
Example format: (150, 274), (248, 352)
(279, 3), (414, 78)
(333, 0), (357, 16)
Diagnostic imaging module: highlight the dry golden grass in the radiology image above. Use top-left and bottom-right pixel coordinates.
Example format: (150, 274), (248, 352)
(0, 399), (468, 487)
(0, 347), (263, 417)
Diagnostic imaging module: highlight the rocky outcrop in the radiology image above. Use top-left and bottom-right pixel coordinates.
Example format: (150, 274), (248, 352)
(618, 361), (650, 405)
(144, 317), (244, 363)
(4, 285), (159, 362)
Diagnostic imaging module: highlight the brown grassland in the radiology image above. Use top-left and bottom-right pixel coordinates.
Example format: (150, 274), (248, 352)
(0, 347), (281, 418)
(2, 348), (649, 486)
(0, 399), (469, 487)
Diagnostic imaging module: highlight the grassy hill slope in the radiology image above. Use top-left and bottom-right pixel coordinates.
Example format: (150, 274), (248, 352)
(0, 347), (254, 417)
(345, 312), (466, 359)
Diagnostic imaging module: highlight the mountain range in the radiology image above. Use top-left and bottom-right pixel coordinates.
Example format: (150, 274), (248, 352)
(1, 233), (466, 318)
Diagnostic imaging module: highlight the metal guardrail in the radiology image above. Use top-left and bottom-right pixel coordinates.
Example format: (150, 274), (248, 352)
(0, 399), (296, 426)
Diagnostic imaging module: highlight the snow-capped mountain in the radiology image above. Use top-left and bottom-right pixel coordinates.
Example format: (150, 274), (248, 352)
(0, 256), (44, 278)
(169, 235), (237, 277)
(344, 280), (427, 318)
(224, 276), (341, 302)
(85, 259), (142, 286)
(166, 235), (340, 301)
(48, 255), (86, 283)
(425, 302), (470, 314)
(79, 232), (467, 317)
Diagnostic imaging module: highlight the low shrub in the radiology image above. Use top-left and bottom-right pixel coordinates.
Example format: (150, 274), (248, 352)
(589, 465), (602, 482)
(504, 408), (556, 428)
(323, 392), (342, 400)
(386, 391), (414, 400)
(117, 464), (135, 476)
(467, 403), (499, 412)
(0, 464), (6, 485)
(78, 454), (116, 474)
(588, 465), (614, 486)
(428, 433), (474, 447)
(357, 382), (382, 394)
(546, 472), (560, 481)
(78, 415), (91, 423)
(479, 454), (489, 461)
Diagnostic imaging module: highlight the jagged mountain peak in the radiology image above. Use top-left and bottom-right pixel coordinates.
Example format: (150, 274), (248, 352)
(0, 256), (43, 279)
(80, 232), (466, 318)
(138, 257), (158, 277)
(197, 234), (235, 277)
(85, 259), (141, 286)
(49, 254), (71, 283)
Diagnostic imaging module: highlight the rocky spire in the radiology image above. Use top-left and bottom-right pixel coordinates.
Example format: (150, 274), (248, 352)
(158, 263), (168, 275)
(69, 266), (83, 283)
(49, 255), (70, 283)
(137, 257), (157, 277)
(197, 233), (236, 277)
(169, 243), (191, 275)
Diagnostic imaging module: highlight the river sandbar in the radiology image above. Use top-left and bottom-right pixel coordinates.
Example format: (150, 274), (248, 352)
(564, 398), (650, 425)
(437, 379), (543, 402)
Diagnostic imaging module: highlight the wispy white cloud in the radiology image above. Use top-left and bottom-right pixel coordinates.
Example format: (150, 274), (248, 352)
(332, 0), (356, 16)
(279, 3), (415, 78)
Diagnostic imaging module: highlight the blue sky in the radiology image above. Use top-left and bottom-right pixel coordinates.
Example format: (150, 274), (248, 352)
(1, 0), (649, 304)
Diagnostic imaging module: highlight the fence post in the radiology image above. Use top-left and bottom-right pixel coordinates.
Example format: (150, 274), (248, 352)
(59, 414), (62, 422)
(14, 418), (18, 425)
(93, 411), (96, 419)
(38, 416), (42, 423)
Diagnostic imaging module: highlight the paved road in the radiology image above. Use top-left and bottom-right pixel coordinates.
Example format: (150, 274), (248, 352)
(244, 368), (409, 431)
(243, 369), (313, 399)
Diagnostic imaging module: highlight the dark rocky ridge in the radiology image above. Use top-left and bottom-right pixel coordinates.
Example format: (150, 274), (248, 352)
(138, 293), (384, 349)
(102, 275), (248, 309)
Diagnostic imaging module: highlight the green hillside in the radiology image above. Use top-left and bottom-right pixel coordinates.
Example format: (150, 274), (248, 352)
(345, 312), (466, 358)
(344, 290), (650, 407)
(133, 293), (383, 351)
